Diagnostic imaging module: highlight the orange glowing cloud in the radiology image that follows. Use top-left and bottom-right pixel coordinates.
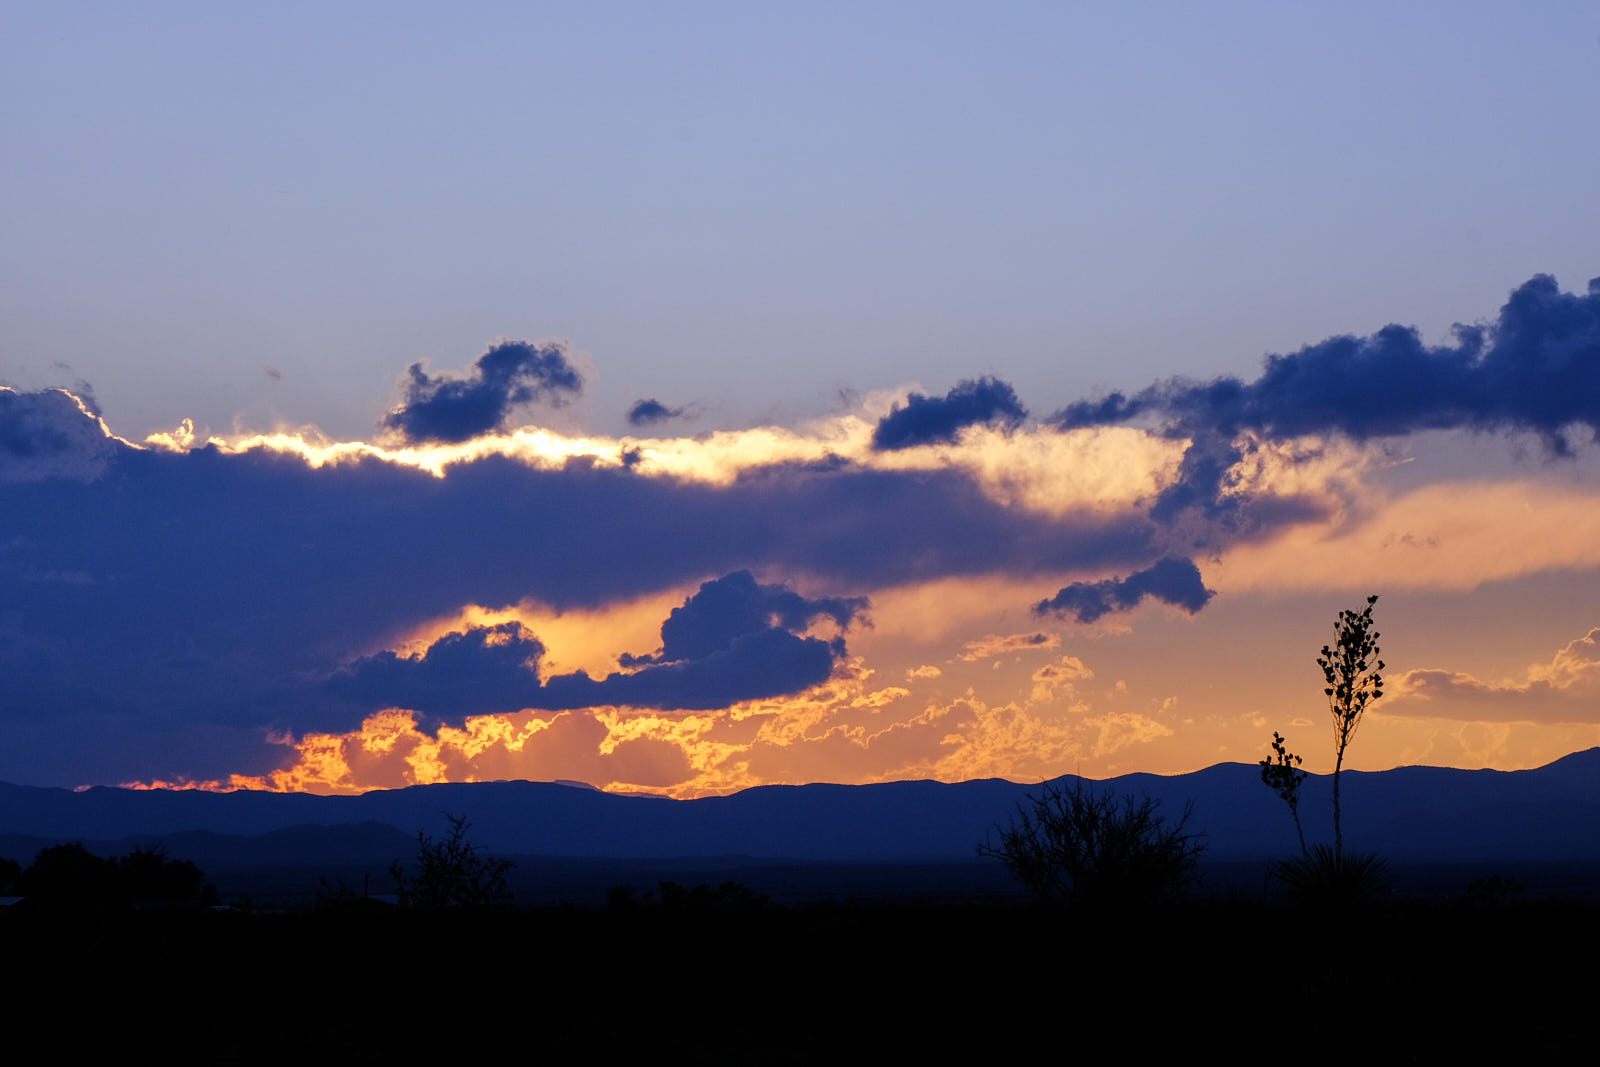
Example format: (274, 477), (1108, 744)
(957, 631), (1061, 661)
(145, 635), (1197, 799)
(1386, 627), (1600, 723)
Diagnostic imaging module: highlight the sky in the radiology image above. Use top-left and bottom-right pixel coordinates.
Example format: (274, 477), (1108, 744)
(3, 2), (1600, 796)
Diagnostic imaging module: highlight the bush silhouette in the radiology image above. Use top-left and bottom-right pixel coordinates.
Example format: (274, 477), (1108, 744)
(1273, 844), (1390, 909)
(979, 779), (1204, 907)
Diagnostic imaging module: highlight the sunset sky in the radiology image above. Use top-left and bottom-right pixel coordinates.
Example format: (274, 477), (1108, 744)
(4, 3), (1600, 795)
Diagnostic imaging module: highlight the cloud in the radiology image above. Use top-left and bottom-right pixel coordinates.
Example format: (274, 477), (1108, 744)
(0, 354), (1386, 789)
(1030, 656), (1094, 706)
(1052, 274), (1600, 522)
(0, 387), (122, 483)
(1, 377), (1221, 786)
(301, 571), (868, 726)
(383, 340), (583, 443)
(626, 398), (688, 427)
(1386, 628), (1600, 724)
(623, 570), (866, 666)
(1034, 556), (1215, 623)
(327, 622), (547, 721)
(182, 707), (701, 795)
(871, 376), (1027, 450)
(958, 631), (1060, 661)
(545, 626), (844, 712)
(1056, 275), (1600, 448)
(1212, 480), (1600, 594)
(1031, 656), (1093, 687)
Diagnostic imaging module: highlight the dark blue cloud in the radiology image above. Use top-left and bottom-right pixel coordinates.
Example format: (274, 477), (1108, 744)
(327, 622), (547, 720)
(1, 390), (1179, 783)
(626, 398), (687, 427)
(0, 387), (117, 482)
(641, 570), (866, 665)
(544, 627), (840, 712)
(1055, 274), (1600, 446)
(383, 340), (583, 443)
(1053, 274), (1600, 522)
(871, 376), (1027, 450)
(329, 572), (864, 720)
(1034, 556), (1215, 623)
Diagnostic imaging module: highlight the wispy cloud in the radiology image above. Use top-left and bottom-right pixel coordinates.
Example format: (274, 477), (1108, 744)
(958, 631), (1060, 661)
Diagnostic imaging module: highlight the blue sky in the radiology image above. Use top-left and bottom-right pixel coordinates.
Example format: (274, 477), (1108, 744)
(4, 3), (1600, 794)
(6, 2), (1597, 441)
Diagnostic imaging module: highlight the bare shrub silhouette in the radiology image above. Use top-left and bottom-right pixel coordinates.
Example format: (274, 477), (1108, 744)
(979, 779), (1204, 907)
(391, 813), (515, 909)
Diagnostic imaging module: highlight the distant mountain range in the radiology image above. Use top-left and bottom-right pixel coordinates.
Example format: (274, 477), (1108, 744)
(3, 750), (1598, 871)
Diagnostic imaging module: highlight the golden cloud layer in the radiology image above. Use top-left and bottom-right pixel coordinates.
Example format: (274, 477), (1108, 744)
(1387, 627), (1600, 724)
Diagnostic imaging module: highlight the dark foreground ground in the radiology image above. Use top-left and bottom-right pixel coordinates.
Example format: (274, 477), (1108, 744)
(192, 855), (1600, 910)
(5, 896), (1595, 1064)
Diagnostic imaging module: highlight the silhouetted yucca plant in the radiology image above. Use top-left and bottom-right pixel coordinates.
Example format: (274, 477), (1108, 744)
(1261, 595), (1391, 905)
(1319, 595), (1385, 856)
(979, 780), (1205, 907)
(1273, 844), (1389, 909)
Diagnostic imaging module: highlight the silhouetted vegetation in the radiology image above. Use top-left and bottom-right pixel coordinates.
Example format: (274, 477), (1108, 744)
(1274, 843), (1390, 908)
(390, 812), (514, 909)
(1262, 594), (1390, 905)
(979, 779), (1204, 906)
(9, 843), (212, 909)
(1259, 730), (1308, 855)
(1321, 594), (1385, 854)
(118, 846), (210, 904)
(314, 873), (393, 913)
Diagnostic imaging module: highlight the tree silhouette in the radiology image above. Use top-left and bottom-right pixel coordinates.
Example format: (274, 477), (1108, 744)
(391, 813), (515, 909)
(117, 846), (208, 904)
(16, 843), (212, 909)
(18, 843), (115, 905)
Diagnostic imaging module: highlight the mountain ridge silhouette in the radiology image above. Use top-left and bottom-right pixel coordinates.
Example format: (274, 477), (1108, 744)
(2, 749), (1595, 865)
